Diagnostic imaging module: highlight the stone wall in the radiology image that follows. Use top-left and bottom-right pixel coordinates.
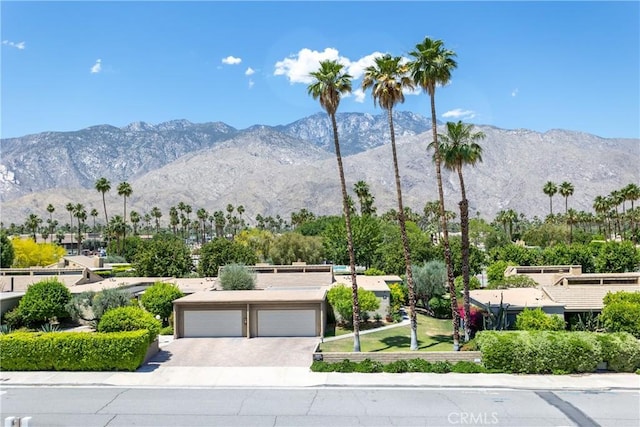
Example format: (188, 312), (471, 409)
(314, 351), (482, 364)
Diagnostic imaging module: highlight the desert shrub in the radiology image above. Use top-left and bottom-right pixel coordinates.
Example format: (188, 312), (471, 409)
(354, 359), (383, 373)
(0, 330), (149, 371)
(600, 291), (640, 338)
(595, 332), (640, 372)
(141, 282), (184, 325)
(429, 296), (452, 319)
(17, 278), (71, 327)
(476, 331), (603, 374)
(66, 288), (132, 324)
(97, 306), (160, 344)
(219, 263), (256, 290)
(515, 308), (566, 331)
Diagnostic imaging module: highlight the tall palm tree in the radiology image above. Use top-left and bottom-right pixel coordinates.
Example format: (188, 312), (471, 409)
(151, 206), (162, 233)
(431, 121), (485, 342)
(197, 208), (208, 243)
(94, 177), (111, 224)
(46, 204), (55, 243)
(90, 208), (99, 231)
(130, 210), (140, 235)
(542, 181), (558, 217)
(169, 206), (179, 235)
(117, 181), (132, 252)
(65, 202), (74, 236)
(559, 181), (574, 214)
(74, 203), (87, 254)
(25, 213), (42, 242)
(623, 183), (640, 240)
(566, 208), (578, 244)
(362, 54), (419, 350)
(308, 59), (362, 352)
(593, 195), (609, 238)
(409, 36), (460, 349)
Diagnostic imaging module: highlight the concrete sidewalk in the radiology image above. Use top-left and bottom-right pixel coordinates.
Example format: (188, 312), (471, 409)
(1, 367), (638, 390)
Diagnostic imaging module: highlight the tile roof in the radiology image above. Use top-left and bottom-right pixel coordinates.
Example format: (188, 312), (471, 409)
(541, 285), (640, 311)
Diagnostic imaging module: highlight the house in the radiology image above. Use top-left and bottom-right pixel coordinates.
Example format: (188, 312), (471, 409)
(333, 274), (399, 319)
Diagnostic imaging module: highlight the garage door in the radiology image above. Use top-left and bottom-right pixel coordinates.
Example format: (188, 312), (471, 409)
(183, 310), (244, 337)
(257, 309), (317, 337)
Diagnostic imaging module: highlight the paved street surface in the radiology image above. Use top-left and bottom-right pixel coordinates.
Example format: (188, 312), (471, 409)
(1, 386), (638, 426)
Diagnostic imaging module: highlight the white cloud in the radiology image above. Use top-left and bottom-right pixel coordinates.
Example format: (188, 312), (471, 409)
(90, 59), (102, 74)
(222, 55), (242, 65)
(442, 108), (476, 120)
(2, 40), (26, 50)
(351, 88), (366, 103)
(346, 52), (384, 79)
(245, 67), (255, 76)
(274, 47), (347, 84)
(248, 79), (255, 89)
(512, 88), (519, 97)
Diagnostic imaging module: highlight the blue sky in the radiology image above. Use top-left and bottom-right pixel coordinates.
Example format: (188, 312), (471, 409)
(2, 1), (639, 139)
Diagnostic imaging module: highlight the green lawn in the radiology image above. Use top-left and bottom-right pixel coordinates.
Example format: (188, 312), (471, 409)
(319, 314), (455, 352)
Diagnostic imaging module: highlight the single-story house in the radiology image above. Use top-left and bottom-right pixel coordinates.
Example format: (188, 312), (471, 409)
(172, 289), (327, 338)
(333, 275), (400, 319)
(469, 288), (565, 326)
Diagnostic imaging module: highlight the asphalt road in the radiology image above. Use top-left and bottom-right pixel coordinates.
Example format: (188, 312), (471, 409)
(1, 386), (638, 426)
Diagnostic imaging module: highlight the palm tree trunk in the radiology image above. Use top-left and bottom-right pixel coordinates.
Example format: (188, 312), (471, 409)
(457, 169), (471, 342)
(388, 108), (418, 351)
(549, 196), (553, 216)
(429, 93), (460, 350)
(102, 193), (109, 225)
(331, 113), (361, 352)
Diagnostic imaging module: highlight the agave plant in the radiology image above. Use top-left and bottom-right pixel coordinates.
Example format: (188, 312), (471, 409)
(40, 322), (61, 333)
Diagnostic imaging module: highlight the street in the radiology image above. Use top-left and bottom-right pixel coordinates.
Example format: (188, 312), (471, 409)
(1, 386), (638, 426)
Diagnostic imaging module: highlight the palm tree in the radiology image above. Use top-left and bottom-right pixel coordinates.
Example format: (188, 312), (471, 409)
(566, 208), (578, 244)
(130, 210), (140, 235)
(363, 54), (419, 350)
(559, 181), (574, 214)
(593, 195), (609, 238)
(94, 177), (111, 224)
(65, 202), (74, 236)
(90, 208), (99, 231)
(623, 183), (640, 240)
(197, 208), (208, 243)
(308, 59), (362, 352)
(46, 204), (55, 243)
(409, 36), (460, 349)
(431, 120), (485, 342)
(151, 206), (162, 233)
(74, 203), (87, 254)
(117, 181), (132, 251)
(25, 213), (42, 242)
(542, 181), (558, 217)
(108, 215), (125, 254)
(307, 61), (360, 352)
(169, 206), (179, 235)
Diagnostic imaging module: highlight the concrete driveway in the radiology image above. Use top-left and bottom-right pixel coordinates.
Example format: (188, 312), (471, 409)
(146, 337), (320, 367)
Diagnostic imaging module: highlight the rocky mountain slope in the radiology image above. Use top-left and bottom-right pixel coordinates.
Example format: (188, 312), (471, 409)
(0, 112), (637, 226)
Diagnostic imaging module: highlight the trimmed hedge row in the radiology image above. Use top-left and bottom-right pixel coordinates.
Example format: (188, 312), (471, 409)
(0, 330), (150, 371)
(476, 331), (640, 374)
(311, 359), (492, 374)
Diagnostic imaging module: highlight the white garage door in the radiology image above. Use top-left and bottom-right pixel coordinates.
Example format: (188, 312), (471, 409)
(183, 310), (244, 337)
(257, 309), (317, 337)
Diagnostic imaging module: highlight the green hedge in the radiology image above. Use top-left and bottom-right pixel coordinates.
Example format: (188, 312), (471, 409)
(310, 359), (491, 374)
(476, 330), (640, 374)
(97, 306), (160, 344)
(0, 330), (150, 371)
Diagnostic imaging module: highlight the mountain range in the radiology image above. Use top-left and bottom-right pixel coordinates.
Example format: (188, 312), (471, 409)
(1, 111), (637, 226)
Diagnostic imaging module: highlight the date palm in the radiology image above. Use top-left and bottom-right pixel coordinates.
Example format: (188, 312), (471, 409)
(362, 54), (419, 350)
(409, 36), (460, 349)
(543, 181), (558, 217)
(559, 181), (574, 214)
(308, 59), (362, 351)
(94, 177), (111, 224)
(431, 120), (485, 342)
(117, 181), (132, 252)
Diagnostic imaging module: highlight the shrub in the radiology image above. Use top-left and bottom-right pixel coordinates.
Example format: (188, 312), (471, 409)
(383, 360), (410, 373)
(600, 291), (640, 338)
(327, 284), (379, 325)
(476, 331), (610, 374)
(515, 308), (566, 331)
(354, 358), (383, 373)
(486, 275), (538, 290)
(18, 278), (71, 327)
(309, 359), (487, 374)
(141, 282), (184, 325)
(486, 260), (511, 285)
(0, 330), (149, 371)
(429, 296), (452, 319)
(595, 332), (640, 372)
(66, 288), (132, 324)
(2, 307), (24, 329)
(364, 268), (386, 276)
(388, 283), (406, 317)
(219, 263), (256, 290)
(97, 306), (161, 344)
(159, 326), (174, 336)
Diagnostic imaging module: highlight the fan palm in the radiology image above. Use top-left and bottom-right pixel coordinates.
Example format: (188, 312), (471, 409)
(117, 182), (133, 254)
(94, 177), (111, 224)
(430, 120), (485, 342)
(559, 181), (574, 214)
(543, 181), (558, 217)
(308, 59), (362, 352)
(409, 36), (460, 349)
(362, 54), (419, 350)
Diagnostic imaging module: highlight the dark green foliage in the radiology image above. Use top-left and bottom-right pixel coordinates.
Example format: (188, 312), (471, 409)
(134, 233), (193, 277)
(600, 291), (640, 337)
(593, 241), (640, 273)
(141, 282), (184, 324)
(2, 307), (24, 329)
(198, 237), (257, 277)
(450, 361), (487, 373)
(486, 274), (538, 290)
(270, 232), (324, 265)
(327, 284), (379, 325)
(489, 244), (542, 266)
(383, 360), (410, 373)
(322, 215), (381, 268)
(0, 330), (149, 371)
(17, 278), (71, 327)
(486, 260), (511, 285)
(476, 330), (640, 374)
(436, 236), (485, 276)
(515, 308), (566, 331)
(159, 325), (174, 335)
(97, 306), (161, 344)
(354, 358), (384, 373)
(428, 296), (452, 319)
(0, 230), (15, 267)
(364, 268), (386, 276)
(453, 275), (481, 295)
(108, 236), (143, 263)
(413, 260), (447, 307)
(541, 243), (595, 273)
(219, 263), (256, 290)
